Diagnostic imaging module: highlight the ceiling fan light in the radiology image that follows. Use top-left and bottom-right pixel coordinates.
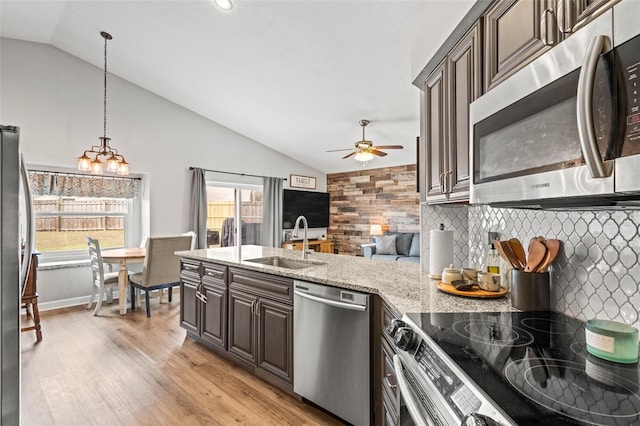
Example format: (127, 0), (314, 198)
(213, 0), (233, 10)
(355, 151), (374, 162)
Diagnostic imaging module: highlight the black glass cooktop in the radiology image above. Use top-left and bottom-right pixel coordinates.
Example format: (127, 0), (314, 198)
(405, 311), (640, 426)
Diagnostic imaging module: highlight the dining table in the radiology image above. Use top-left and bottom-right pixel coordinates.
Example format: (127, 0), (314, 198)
(101, 247), (146, 315)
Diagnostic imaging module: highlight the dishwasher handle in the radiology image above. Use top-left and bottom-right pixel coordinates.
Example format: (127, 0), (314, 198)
(294, 290), (367, 311)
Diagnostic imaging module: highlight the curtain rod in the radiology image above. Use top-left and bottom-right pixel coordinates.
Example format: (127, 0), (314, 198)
(29, 169), (141, 181)
(189, 167), (287, 181)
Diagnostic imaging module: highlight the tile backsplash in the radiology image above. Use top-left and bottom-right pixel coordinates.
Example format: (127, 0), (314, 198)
(422, 203), (640, 329)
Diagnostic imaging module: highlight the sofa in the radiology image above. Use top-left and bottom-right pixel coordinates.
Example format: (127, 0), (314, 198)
(362, 232), (420, 263)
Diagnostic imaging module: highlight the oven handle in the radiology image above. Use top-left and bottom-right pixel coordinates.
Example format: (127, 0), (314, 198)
(576, 34), (613, 179)
(393, 354), (430, 426)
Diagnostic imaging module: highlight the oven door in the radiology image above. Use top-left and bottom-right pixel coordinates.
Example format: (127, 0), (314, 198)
(394, 355), (431, 426)
(470, 9), (615, 206)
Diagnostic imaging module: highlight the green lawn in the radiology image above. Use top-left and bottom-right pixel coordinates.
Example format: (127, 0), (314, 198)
(36, 230), (124, 252)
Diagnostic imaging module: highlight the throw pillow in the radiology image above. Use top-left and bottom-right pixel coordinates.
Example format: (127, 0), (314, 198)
(395, 233), (413, 256)
(375, 234), (397, 255)
(409, 233), (420, 257)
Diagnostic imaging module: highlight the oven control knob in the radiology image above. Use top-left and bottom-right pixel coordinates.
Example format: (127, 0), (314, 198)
(386, 318), (407, 338)
(462, 413), (499, 426)
(394, 327), (418, 352)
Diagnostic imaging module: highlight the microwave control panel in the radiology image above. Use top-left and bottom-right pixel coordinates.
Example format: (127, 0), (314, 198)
(620, 35), (640, 147)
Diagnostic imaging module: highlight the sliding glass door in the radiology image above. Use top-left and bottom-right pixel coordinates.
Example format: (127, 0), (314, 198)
(205, 182), (263, 248)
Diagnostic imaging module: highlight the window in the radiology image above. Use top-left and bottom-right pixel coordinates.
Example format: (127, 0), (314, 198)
(206, 182), (263, 248)
(28, 168), (142, 262)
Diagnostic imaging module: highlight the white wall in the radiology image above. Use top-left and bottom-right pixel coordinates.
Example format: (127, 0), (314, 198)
(411, 0), (475, 81)
(0, 37), (327, 308)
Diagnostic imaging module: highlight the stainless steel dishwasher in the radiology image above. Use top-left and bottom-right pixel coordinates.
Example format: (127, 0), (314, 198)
(293, 280), (370, 426)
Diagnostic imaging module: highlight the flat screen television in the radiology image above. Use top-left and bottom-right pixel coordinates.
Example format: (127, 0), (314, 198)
(282, 189), (330, 229)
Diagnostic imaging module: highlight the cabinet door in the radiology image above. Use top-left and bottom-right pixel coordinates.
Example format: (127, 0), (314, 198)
(566, 0), (617, 33)
(424, 60), (448, 203)
(446, 22), (482, 201)
(201, 282), (227, 350)
(484, 0), (558, 91)
(180, 278), (199, 334)
(228, 289), (257, 364)
(256, 298), (293, 384)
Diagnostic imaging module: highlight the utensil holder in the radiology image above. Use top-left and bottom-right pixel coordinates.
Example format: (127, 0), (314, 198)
(511, 270), (550, 311)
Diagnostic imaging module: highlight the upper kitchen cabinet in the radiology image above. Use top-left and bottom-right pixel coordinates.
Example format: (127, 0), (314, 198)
(560, 0), (619, 34)
(423, 22), (482, 204)
(484, 0), (560, 91)
(484, 0), (619, 91)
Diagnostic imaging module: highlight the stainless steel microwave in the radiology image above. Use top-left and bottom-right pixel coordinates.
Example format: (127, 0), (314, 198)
(470, 0), (640, 209)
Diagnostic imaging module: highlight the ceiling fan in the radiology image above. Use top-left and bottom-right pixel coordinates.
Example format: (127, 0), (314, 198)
(327, 119), (404, 162)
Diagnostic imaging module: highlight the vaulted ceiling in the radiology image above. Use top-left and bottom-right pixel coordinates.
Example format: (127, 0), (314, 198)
(0, 0), (474, 173)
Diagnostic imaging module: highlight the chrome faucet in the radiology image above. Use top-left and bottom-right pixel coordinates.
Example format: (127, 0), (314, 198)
(292, 215), (311, 259)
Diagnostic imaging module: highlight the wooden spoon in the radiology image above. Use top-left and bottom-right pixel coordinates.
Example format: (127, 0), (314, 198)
(537, 239), (561, 272)
(508, 238), (527, 269)
(496, 240), (521, 270)
(525, 240), (547, 272)
(493, 240), (512, 266)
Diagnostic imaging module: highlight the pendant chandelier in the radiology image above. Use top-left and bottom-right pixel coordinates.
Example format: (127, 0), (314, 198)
(77, 31), (129, 176)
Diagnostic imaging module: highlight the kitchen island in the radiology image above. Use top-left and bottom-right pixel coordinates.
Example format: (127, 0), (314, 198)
(176, 245), (517, 425)
(176, 245), (514, 315)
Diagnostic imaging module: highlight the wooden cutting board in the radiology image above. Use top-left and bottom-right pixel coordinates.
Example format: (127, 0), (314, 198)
(437, 282), (508, 298)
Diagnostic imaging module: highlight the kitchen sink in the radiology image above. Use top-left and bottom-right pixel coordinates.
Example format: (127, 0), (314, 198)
(244, 256), (325, 270)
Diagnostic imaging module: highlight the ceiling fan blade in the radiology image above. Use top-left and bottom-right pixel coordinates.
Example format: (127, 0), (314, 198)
(326, 148), (355, 152)
(342, 151), (358, 159)
(370, 149), (388, 157)
(373, 145), (404, 150)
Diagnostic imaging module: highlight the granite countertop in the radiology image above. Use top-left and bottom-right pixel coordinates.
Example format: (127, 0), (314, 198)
(176, 245), (516, 316)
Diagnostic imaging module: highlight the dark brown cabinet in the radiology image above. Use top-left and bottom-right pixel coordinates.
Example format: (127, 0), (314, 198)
(228, 267), (294, 386)
(374, 297), (400, 426)
(423, 22), (482, 204)
(181, 260), (295, 394)
(484, 0), (618, 92)
(180, 259), (228, 351)
(484, 0), (559, 91)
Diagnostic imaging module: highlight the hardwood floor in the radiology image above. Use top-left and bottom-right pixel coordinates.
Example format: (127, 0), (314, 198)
(20, 297), (343, 426)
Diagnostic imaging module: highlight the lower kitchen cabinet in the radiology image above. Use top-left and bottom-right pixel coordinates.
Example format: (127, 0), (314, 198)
(256, 298), (293, 383)
(180, 260), (228, 351)
(228, 267), (294, 386)
(374, 297), (400, 426)
(228, 288), (257, 363)
(181, 259), (295, 395)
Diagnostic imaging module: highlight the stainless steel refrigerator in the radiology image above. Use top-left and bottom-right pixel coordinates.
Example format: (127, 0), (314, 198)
(1, 125), (33, 425)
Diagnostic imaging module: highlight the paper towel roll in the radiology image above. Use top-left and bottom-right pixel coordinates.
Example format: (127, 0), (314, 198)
(429, 229), (453, 279)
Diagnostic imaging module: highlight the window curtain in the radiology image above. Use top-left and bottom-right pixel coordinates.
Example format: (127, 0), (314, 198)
(260, 177), (284, 247)
(189, 168), (207, 249)
(29, 171), (139, 198)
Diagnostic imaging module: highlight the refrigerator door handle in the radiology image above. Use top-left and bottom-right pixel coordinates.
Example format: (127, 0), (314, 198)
(19, 154), (33, 295)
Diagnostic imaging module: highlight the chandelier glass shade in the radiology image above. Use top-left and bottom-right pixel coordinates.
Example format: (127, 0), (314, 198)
(77, 31), (129, 176)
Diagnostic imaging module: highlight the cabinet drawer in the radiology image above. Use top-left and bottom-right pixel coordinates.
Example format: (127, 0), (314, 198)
(381, 337), (398, 413)
(382, 388), (399, 426)
(229, 267), (293, 304)
(181, 259), (201, 280)
(202, 262), (227, 287)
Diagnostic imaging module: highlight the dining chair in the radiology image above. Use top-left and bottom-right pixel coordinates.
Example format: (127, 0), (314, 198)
(128, 235), (192, 317)
(183, 231), (197, 250)
(86, 236), (120, 316)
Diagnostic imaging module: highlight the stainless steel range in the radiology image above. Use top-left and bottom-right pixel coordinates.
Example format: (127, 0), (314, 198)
(390, 311), (640, 425)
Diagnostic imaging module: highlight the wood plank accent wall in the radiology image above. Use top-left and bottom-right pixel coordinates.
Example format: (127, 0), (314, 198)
(327, 164), (419, 255)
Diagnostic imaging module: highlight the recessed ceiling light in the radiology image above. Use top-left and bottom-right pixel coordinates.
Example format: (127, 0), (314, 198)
(213, 0), (233, 10)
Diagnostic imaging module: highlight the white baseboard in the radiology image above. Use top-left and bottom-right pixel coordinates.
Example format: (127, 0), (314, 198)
(39, 291), (122, 312)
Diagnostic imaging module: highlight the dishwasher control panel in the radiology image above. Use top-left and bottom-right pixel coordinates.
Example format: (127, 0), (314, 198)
(340, 291), (367, 305)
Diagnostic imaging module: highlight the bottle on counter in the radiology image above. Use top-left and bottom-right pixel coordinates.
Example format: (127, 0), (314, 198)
(486, 243), (500, 274)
